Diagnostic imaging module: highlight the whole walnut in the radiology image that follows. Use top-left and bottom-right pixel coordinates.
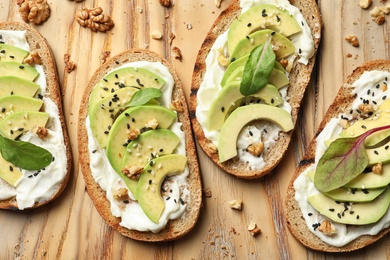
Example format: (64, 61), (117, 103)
(18, 0), (51, 25)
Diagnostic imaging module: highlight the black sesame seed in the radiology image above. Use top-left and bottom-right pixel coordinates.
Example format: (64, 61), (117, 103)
(132, 118), (135, 122)
(249, 131), (253, 136)
(0, 50), (5, 53)
(373, 100), (377, 105)
(350, 211), (355, 215)
(337, 213), (341, 219)
(383, 95), (387, 100)
(329, 208), (335, 212)
(1, 108), (5, 113)
(221, 107), (225, 112)
(367, 89), (371, 95)
(361, 125), (367, 129)
(125, 113), (130, 117)
(374, 150), (379, 155)
(179, 198), (185, 205)
(376, 84), (380, 89)
(92, 150), (97, 153)
(104, 131), (109, 134)
(298, 48), (302, 54)
(103, 78), (108, 82)
(308, 213), (313, 216)
(264, 129), (268, 133)
(362, 189), (369, 194)
(52, 157), (55, 162)
(9, 55), (14, 59)
(148, 179), (152, 185)
(271, 31), (276, 35)
(301, 21), (304, 26)
(166, 197), (171, 200)
(149, 161), (154, 166)
(10, 130), (13, 134)
(115, 74), (119, 79)
(34, 172), (39, 176)
(159, 148), (164, 152)
(28, 175), (33, 178)
(126, 123), (130, 129)
(276, 15), (281, 22)
(230, 58), (236, 62)
(19, 65), (24, 69)
(18, 127), (24, 131)
(246, 35), (250, 39)
(271, 98), (274, 104)
(103, 87), (109, 91)
(385, 145), (389, 150)
(115, 61), (120, 65)
(123, 200), (129, 204)
(136, 78), (144, 87)
(9, 166), (13, 171)
(357, 215), (360, 219)
(247, 23), (252, 27)
(174, 199), (177, 203)
(110, 114), (115, 119)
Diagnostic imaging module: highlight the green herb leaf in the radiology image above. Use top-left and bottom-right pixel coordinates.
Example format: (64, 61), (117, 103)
(314, 124), (390, 192)
(127, 88), (162, 107)
(0, 135), (53, 171)
(240, 37), (276, 96)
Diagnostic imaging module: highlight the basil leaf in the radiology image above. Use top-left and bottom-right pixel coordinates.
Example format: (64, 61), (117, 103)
(240, 37), (276, 96)
(0, 135), (53, 171)
(127, 88), (162, 107)
(314, 124), (390, 192)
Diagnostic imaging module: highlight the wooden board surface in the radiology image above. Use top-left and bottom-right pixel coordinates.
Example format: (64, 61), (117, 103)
(1, 0), (390, 259)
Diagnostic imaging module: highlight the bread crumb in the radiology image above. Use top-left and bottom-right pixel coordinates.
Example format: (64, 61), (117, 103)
(372, 163), (383, 175)
(359, 0), (372, 9)
(64, 54), (76, 73)
(204, 187), (212, 198)
(248, 221), (261, 236)
(168, 32), (175, 45)
(172, 46), (182, 61)
(228, 199), (243, 210)
(137, 6), (143, 13)
(215, 0), (223, 8)
(345, 35), (359, 47)
(186, 23), (193, 30)
(100, 51), (111, 64)
(346, 53), (353, 58)
(151, 30), (163, 40)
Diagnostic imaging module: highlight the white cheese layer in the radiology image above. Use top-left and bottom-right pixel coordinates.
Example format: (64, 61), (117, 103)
(0, 31), (67, 209)
(196, 0), (315, 170)
(294, 70), (390, 247)
(86, 61), (189, 233)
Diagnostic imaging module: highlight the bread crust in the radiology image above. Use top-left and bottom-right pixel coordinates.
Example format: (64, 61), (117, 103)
(189, 0), (322, 179)
(0, 22), (72, 210)
(77, 49), (202, 242)
(285, 60), (390, 252)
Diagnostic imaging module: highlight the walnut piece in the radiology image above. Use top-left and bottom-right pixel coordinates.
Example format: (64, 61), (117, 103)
(121, 165), (143, 179)
(23, 51), (42, 65)
(248, 221), (261, 236)
(359, 0), (372, 9)
(64, 54), (76, 73)
(151, 30), (163, 40)
(76, 7), (114, 32)
(318, 220), (337, 236)
(18, 0), (51, 25)
(113, 187), (130, 201)
(99, 51), (111, 64)
(345, 35), (359, 47)
(247, 142), (264, 157)
(358, 103), (374, 115)
(370, 4), (390, 25)
(339, 118), (350, 129)
(380, 83), (388, 92)
(159, 0), (172, 7)
(228, 199), (243, 210)
(127, 128), (141, 141)
(172, 46), (183, 61)
(372, 163), (383, 175)
(170, 100), (184, 112)
(217, 54), (230, 68)
(35, 126), (48, 140)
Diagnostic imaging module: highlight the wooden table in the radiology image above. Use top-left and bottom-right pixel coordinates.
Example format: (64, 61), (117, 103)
(1, 0), (390, 259)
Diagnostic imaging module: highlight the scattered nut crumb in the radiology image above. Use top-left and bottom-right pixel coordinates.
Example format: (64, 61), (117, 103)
(186, 23), (193, 30)
(345, 34), (359, 47)
(121, 165), (143, 179)
(172, 46), (182, 61)
(370, 4), (390, 25)
(18, 0), (51, 25)
(215, 0), (223, 8)
(23, 51), (42, 65)
(113, 187), (130, 201)
(359, 0), (372, 9)
(346, 53), (353, 58)
(358, 103), (374, 115)
(35, 126), (48, 140)
(380, 83), (388, 92)
(248, 221), (261, 236)
(136, 6), (143, 13)
(375, 15), (386, 25)
(228, 199), (243, 210)
(372, 163), (383, 175)
(339, 118), (350, 129)
(145, 118), (158, 130)
(170, 100), (184, 112)
(204, 187), (212, 198)
(168, 32), (176, 45)
(151, 30), (163, 40)
(76, 7), (114, 32)
(318, 220), (337, 236)
(99, 51), (111, 64)
(247, 142), (264, 157)
(217, 54), (230, 67)
(64, 54), (76, 73)
(159, 0), (172, 7)
(127, 128), (141, 140)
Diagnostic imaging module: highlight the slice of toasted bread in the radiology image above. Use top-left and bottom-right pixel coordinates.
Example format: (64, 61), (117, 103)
(285, 60), (390, 252)
(0, 22), (72, 209)
(189, 0), (322, 179)
(78, 49), (202, 242)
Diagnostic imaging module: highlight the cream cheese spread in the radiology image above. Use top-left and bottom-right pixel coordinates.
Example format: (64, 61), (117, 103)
(196, 0), (315, 170)
(294, 70), (390, 247)
(86, 61), (189, 233)
(0, 30), (67, 209)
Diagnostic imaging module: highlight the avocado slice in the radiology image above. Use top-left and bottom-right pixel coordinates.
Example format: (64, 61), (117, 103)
(345, 163), (390, 189)
(0, 95), (43, 122)
(88, 86), (140, 148)
(89, 67), (166, 109)
(106, 105), (177, 174)
(224, 65), (289, 89)
(218, 104), (293, 162)
(136, 154), (187, 223)
(229, 29), (295, 62)
(119, 129), (180, 195)
(206, 81), (283, 131)
(0, 61), (39, 82)
(227, 4), (301, 55)
(339, 99), (390, 147)
(0, 44), (29, 63)
(307, 187), (390, 225)
(0, 154), (22, 187)
(0, 76), (40, 97)
(366, 137), (390, 166)
(0, 111), (49, 139)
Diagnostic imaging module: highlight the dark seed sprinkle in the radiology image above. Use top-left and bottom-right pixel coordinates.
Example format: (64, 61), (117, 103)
(362, 189), (369, 194)
(115, 61), (120, 65)
(374, 150), (379, 155)
(308, 213), (313, 216)
(104, 131), (109, 134)
(383, 95), (387, 100)
(276, 15), (281, 22)
(166, 197), (171, 201)
(230, 58), (236, 62)
(271, 31), (276, 35)
(367, 89), (371, 95)
(9, 166), (13, 171)
(132, 118), (135, 122)
(103, 78), (108, 82)
(115, 74), (119, 79)
(0, 50), (5, 53)
(298, 48), (302, 54)
(28, 175), (33, 178)
(221, 107), (225, 112)
(18, 127), (24, 131)
(1, 108), (5, 113)
(92, 150), (97, 153)
(385, 145), (389, 150)
(271, 98), (274, 104)
(179, 198), (185, 205)
(148, 179), (152, 185)
(136, 78), (144, 87)
(247, 23), (252, 27)
(9, 55), (14, 59)
(376, 84), (380, 89)
(52, 157), (55, 162)
(350, 211), (355, 215)
(125, 113), (130, 117)
(19, 65), (24, 69)
(159, 148), (163, 152)
(249, 131), (253, 136)
(361, 125), (367, 129)
(337, 213), (341, 219)
(150, 161), (154, 166)
(357, 215), (360, 219)
(329, 208), (335, 212)
(174, 199), (177, 203)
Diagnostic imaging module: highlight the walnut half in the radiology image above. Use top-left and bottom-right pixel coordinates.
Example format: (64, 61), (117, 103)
(76, 7), (114, 32)
(18, 0), (51, 25)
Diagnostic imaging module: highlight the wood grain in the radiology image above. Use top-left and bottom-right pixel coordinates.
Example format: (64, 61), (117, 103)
(0, 0), (390, 259)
